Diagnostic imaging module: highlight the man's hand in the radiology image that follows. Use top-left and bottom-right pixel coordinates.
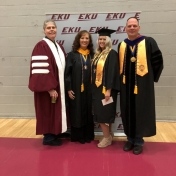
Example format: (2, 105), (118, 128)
(48, 90), (58, 100)
(68, 90), (75, 100)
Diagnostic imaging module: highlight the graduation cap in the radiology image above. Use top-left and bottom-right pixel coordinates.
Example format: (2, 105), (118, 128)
(96, 28), (116, 37)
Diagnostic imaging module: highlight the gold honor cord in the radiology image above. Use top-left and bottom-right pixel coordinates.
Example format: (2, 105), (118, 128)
(123, 75), (126, 84)
(81, 83), (84, 92)
(134, 85), (138, 94)
(91, 56), (98, 83)
(102, 86), (106, 95)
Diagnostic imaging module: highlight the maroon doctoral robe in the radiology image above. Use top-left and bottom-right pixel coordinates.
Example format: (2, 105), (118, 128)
(28, 38), (67, 135)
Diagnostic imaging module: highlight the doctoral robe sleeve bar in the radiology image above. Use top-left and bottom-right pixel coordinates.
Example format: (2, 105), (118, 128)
(149, 37), (164, 82)
(64, 52), (73, 91)
(105, 50), (120, 91)
(28, 41), (58, 92)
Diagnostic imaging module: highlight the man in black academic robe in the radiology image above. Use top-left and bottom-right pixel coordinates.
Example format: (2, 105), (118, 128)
(118, 17), (163, 155)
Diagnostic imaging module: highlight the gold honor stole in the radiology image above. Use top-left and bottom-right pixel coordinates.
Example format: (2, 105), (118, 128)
(119, 39), (148, 77)
(94, 49), (111, 90)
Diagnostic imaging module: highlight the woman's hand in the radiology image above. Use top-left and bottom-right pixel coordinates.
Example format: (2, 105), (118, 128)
(68, 90), (75, 100)
(48, 89), (58, 100)
(105, 89), (111, 101)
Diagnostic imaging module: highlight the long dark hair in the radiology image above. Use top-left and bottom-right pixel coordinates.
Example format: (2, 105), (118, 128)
(72, 30), (94, 55)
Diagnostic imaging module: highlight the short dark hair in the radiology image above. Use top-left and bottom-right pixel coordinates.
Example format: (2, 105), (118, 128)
(126, 17), (140, 25)
(72, 30), (94, 55)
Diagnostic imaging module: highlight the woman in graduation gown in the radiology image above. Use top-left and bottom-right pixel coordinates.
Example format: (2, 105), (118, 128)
(92, 28), (120, 148)
(65, 30), (94, 144)
(28, 20), (67, 146)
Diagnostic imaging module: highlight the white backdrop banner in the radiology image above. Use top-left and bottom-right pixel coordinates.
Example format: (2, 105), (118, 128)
(46, 12), (141, 136)
(46, 12), (141, 53)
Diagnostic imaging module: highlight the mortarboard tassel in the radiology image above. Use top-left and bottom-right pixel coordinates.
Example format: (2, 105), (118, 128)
(102, 86), (106, 95)
(134, 85), (138, 94)
(81, 83), (84, 92)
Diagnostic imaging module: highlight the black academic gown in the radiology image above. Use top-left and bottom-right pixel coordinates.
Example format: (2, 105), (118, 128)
(65, 51), (94, 141)
(118, 37), (163, 138)
(92, 49), (120, 123)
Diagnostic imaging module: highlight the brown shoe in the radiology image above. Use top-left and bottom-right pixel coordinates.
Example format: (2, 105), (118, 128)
(97, 135), (112, 148)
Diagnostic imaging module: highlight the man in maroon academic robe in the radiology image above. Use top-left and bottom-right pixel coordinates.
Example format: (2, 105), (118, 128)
(28, 20), (67, 146)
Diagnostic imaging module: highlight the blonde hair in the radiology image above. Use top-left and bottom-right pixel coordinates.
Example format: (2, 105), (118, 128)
(95, 36), (112, 55)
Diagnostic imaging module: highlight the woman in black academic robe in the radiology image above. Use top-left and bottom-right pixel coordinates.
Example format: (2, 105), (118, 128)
(91, 28), (120, 148)
(64, 30), (94, 144)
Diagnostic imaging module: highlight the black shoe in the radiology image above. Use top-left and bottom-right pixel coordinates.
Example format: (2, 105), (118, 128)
(43, 138), (62, 146)
(133, 145), (143, 155)
(79, 139), (85, 144)
(56, 132), (70, 139)
(123, 141), (134, 151)
(86, 139), (91, 143)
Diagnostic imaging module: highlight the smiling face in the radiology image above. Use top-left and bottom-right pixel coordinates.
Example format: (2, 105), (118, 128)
(125, 18), (140, 40)
(98, 36), (106, 50)
(44, 22), (57, 41)
(79, 33), (90, 50)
